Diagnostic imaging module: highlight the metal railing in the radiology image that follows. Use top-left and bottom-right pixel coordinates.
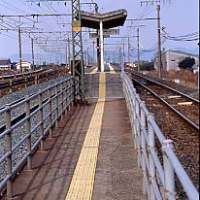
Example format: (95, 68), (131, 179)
(0, 76), (74, 198)
(122, 73), (199, 200)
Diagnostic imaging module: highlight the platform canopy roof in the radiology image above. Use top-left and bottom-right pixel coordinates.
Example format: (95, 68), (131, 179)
(78, 9), (127, 29)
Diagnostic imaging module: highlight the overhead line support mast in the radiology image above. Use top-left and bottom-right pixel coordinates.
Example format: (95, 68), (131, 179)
(71, 0), (85, 101)
(24, 0), (85, 101)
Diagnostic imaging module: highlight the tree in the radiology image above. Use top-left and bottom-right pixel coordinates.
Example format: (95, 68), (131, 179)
(140, 62), (155, 71)
(178, 57), (195, 71)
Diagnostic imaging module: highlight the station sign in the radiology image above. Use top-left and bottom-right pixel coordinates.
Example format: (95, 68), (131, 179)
(89, 33), (99, 38)
(89, 29), (119, 38)
(103, 29), (119, 35)
(89, 33), (110, 38)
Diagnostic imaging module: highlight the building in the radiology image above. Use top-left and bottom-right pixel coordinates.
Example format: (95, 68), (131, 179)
(154, 50), (199, 71)
(0, 59), (11, 70)
(15, 61), (32, 72)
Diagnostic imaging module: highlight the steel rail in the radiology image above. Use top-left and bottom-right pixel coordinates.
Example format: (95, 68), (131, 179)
(132, 77), (199, 131)
(131, 71), (199, 103)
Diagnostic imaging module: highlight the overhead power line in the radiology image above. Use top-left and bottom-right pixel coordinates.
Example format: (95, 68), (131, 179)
(162, 30), (199, 42)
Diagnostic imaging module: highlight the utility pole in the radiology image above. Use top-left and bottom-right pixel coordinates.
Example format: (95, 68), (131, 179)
(157, 4), (162, 79)
(31, 38), (35, 71)
(92, 41), (95, 64)
(137, 27), (140, 72)
(133, 25), (145, 72)
(140, 1), (168, 78)
(128, 36), (130, 63)
(18, 27), (22, 73)
(67, 38), (71, 70)
(94, 5), (100, 70)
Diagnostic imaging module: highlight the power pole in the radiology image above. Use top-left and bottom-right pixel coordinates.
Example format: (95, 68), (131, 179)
(18, 27), (22, 73)
(140, 1), (168, 78)
(31, 38), (35, 71)
(132, 25), (145, 72)
(157, 4), (162, 79)
(94, 5), (100, 70)
(67, 38), (71, 70)
(128, 36), (130, 63)
(137, 27), (140, 72)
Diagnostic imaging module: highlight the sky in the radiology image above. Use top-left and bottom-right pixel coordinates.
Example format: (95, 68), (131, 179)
(0, 0), (199, 63)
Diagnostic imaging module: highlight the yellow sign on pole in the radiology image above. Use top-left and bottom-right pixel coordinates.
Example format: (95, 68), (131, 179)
(72, 20), (81, 32)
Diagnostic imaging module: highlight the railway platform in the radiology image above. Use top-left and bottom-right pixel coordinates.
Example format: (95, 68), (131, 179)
(1, 66), (147, 199)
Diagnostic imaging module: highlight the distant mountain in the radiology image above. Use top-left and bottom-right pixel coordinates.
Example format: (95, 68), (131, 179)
(8, 46), (199, 64)
(173, 47), (199, 56)
(10, 54), (32, 63)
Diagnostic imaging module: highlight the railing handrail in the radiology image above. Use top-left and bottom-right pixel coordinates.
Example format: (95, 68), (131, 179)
(122, 73), (199, 200)
(0, 76), (74, 198)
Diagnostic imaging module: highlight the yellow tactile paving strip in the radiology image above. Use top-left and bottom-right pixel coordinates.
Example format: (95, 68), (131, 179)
(65, 72), (106, 200)
(109, 65), (116, 74)
(89, 67), (98, 74)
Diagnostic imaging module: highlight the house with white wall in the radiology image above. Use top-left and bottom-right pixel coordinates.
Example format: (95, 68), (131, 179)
(0, 59), (11, 70)
(154, 50), (199, 71)
(15, 61), (32, 72)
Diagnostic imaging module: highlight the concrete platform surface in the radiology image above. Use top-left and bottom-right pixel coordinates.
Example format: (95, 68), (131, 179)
(1, 72), (147, 200)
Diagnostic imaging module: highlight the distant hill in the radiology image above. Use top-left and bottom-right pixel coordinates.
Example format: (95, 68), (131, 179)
(10, 54), (32, 63)
(8, 46), (199, 63)
(173, 47), (199, 57)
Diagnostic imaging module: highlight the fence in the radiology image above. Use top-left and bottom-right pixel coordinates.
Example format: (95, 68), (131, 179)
(122, 73), (199, 200)
(0, 76), (74, 198)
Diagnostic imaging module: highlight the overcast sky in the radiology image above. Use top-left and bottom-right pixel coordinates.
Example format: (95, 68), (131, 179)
(0, 0), (199, 62)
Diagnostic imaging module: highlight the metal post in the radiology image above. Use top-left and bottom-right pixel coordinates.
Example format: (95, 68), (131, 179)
(39, 90), (44, 151)
(148, 114), (156, 200)
(55, 84), (59, 127)
(31, 38), (35, 71)
(48, 87), (52, 138)
(128, 36), (130, 63)
(100, 20), (104, 72)
(18, 27), (22, 73)
(67, 38), (71, 71)
(5, 105), (13, 199)
(60, 82), (64, 120)
(137, 27), (140, 73)
(140, 101), (147, 195)
(71, 0), (85, 100)
(157, 4), (162, 79)
(121, 46), (124, 78)
(135, 96), (141, 167)
(162, 139), (176, 200)
(25, 95), (32, 170)
(93, 41), (95, 64)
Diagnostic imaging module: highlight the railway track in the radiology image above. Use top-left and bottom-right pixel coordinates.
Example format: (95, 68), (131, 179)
(130, 71), (199, 195)
(131, 72), (199, 130)
(0, 66), (68, 98)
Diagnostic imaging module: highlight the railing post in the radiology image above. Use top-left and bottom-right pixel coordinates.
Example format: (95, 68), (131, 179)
(147, 114), (156, 200)
(63, 79), (67, 115)
(140, 101), (147, 195)
(132, 93), (137, 150)
(70, 77), (74, 110)
(60, 82), (64, 120)
(5, 104), (13, 199)
(25, 95), (32, 170)
(55, 84), (59, 127)
(39, 90), (44, 151)
(162, 139), (176, 200)
(135, 94), (141, 167)
(48, 87), (52, 138)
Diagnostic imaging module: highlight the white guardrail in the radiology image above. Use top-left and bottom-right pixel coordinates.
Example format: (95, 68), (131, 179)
(0, 76), (74, 198)
(121, 73), (199, 200)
